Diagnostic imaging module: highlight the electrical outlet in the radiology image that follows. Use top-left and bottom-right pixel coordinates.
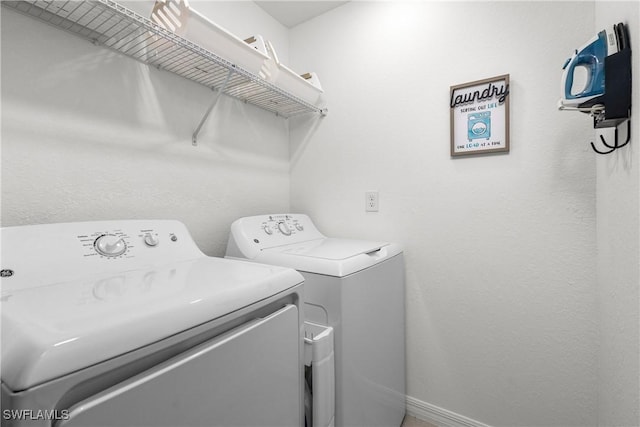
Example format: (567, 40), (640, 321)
(365, 191), (379, 212)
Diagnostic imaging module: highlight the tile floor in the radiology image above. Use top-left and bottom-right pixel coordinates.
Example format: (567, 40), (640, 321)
(402, 415), (438, 427)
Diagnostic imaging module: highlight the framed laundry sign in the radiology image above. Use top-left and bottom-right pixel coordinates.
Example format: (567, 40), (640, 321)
(450, 74), (510, 156)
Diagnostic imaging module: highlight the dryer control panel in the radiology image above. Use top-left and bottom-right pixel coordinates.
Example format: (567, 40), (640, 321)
(76, 225), (182, 260)
(227, 214), (325, 259)
(0, 220), (204, 290)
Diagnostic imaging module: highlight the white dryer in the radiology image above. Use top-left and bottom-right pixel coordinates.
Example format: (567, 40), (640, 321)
(226, 214), (406, 427)
(1, 220), (304, 427)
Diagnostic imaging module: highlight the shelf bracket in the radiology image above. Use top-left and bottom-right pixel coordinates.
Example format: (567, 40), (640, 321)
(192, 69), (234, 146)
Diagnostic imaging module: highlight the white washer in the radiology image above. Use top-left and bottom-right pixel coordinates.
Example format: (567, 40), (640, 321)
(226, 214), (406, 427)
(1, 220), (304, 427)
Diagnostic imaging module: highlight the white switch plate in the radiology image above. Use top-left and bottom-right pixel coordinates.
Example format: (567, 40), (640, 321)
(365, 191), (379, 212)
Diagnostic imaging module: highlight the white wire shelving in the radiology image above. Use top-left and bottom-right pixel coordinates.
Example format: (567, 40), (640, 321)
(3, 0), (327, 145)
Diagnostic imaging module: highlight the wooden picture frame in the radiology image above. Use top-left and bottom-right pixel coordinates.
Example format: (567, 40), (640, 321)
(450, 74), (510, 157)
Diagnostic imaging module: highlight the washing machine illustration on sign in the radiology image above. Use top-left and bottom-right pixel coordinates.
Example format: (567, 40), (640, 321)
(467, 112), (491, 141)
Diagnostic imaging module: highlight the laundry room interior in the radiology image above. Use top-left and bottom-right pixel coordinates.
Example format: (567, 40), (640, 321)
(1, 1), (639, 427)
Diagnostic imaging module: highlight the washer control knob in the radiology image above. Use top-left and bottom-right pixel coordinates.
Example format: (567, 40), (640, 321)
(263, 225), (273, 235)
(295, 223), (304, 231)
(144, 233), (159, 247)
(95, 234), (127, 257)
(277, 221), (292, 236)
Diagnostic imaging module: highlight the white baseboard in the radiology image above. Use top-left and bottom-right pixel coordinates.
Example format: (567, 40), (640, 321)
(406, 395), (492, 427)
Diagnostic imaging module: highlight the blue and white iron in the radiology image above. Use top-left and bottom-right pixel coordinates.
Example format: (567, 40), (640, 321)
(559, 24), (627, 110)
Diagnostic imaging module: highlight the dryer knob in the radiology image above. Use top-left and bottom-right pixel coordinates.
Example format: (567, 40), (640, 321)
(263, 225), (273, 235)
(277, 221), (292, 236)
(95, 235), (127, 257)
(144, 233), (159, 247)
(295, 223), (304, 231)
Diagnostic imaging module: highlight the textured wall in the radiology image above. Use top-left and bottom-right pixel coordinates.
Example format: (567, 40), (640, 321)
(5, 1), (638, 426)
(289, 2), (598, 426)
(1, 3), (290, 256)
(594, 2), (640, 426)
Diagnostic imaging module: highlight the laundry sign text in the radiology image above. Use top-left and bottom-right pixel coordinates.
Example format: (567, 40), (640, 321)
(450, 74), (510, 157)
(450, 82), (509, 108)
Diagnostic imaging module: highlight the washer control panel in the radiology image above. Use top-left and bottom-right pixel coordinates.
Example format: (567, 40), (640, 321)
(228, 214), (325, 257)
(260, 215), (306, 238)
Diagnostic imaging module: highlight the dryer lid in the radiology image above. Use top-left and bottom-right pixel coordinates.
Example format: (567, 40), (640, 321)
(1, 257), (303, 391)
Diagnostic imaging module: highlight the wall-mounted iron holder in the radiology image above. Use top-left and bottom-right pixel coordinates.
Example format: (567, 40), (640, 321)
(591, 34), (632, 154)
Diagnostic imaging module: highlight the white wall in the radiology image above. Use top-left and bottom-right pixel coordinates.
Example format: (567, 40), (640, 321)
(290, 2), (600, 426)
(594, 2), (640, 426)
(3, 1), (639, 426)
(0, 2), (290, 256)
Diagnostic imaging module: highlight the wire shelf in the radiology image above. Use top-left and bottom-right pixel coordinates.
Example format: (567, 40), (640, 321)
(3, 0), (326, 118)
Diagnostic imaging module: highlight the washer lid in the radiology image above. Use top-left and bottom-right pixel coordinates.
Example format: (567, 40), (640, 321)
(259, 238), (403, 277)
(266, 238), (386, 259)
(1, 257), (303, 391)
